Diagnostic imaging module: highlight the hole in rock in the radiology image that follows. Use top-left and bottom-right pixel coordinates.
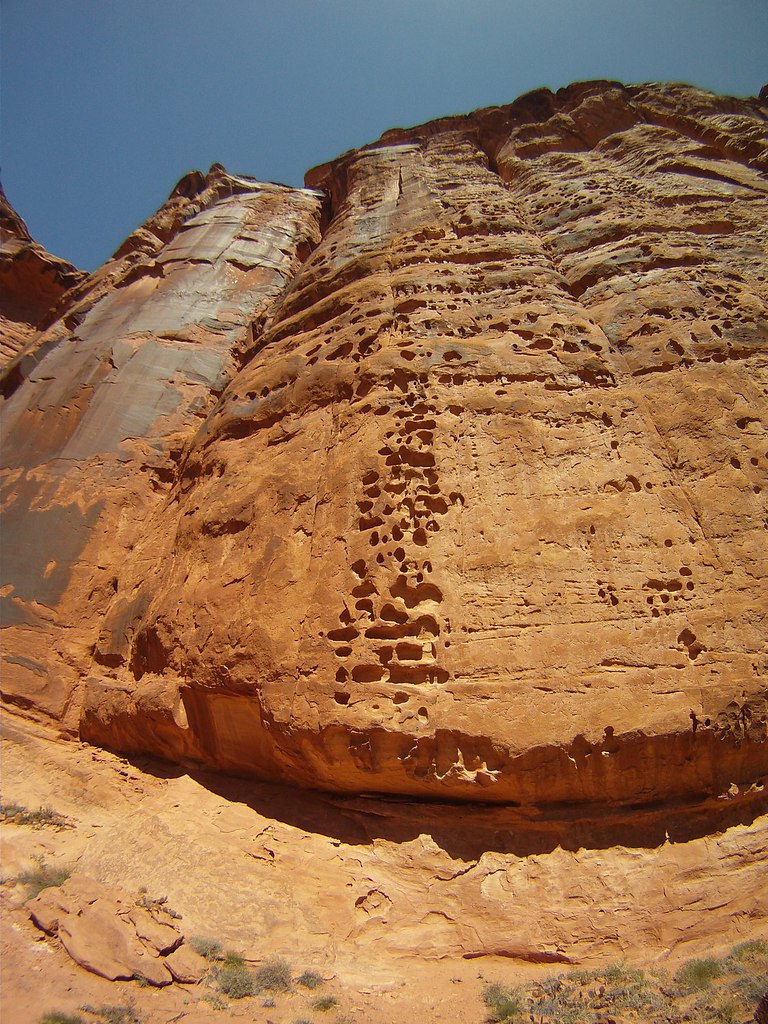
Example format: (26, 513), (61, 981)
(395, 642), (424, 662)
(328, 626), (359, 642)
(381, 603), (408, 624)
(390, 576), (443, 608)
(352, 664), (387, 683)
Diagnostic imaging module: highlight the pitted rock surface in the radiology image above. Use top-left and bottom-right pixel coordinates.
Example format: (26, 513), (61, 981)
(1, 83), (767, 832)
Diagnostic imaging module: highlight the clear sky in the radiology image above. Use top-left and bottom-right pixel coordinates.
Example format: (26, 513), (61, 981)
(2, 0), (766, 272)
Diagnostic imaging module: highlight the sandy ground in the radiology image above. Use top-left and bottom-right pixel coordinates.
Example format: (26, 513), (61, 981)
(1, 714), (559, 1024)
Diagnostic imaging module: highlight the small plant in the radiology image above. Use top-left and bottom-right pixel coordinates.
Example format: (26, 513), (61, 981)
(254, 956), (292, 992)
(3, 803), (70, 829)
(222, 950), (246, 968)
(40, 1014), (86, 1024)
(312, 995), (338, 1012)
(728, 938), (768, 961)
(297, 969), (324, 989)
(203, 993), (228, 1010)
(601, 961), (645, 985)
(675, 957), (724, 991)
(190, 935), (223, 960)
(1, 801), (27, 819)
(17, 856), (71, 898)
(216, 961), (254, 999)
(262, 996), (276, 1007)
(483, 982), (522, 1022)
(80, 1004), (142, 1024)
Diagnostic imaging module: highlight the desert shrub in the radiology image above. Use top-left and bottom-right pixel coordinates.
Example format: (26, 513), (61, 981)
(40, 1014), (86, 1024)
(17, 857), (71, 898)
(675, 957), (724, 991)
(134, 890), (181, 919)
(254, 956), (292, 992)
(601, 961), (645, 985)
(216, 962), (254, 999)
(312, 995), (338, 1011)
(727, 939), (768, 962)
(222, 950), (245, 967)
(297, 969), (324, 989)
(3, 804), (70, 828)
(483, 982), (522, 1022)
(1, 801), (27, 819)
(19, 806), (69, 829)
(80, 1005), (142, 1024)
(203, 993), (228, 1010)
(189, 935), (223, 960)
(732, 965), (768, 1003)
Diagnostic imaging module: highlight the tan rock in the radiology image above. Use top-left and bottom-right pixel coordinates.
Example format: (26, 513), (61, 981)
(127, 905), (183, 955)
(26, 875), (176, 986)
(59, 901), (172, 986)
(163, 943), (208, 983)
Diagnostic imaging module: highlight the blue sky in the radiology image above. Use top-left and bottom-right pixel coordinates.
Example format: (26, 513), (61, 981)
(2, 0), (766, 271)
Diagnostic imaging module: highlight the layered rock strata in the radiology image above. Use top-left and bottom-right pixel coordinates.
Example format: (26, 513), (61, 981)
(0, 185), (86, 368)
(2, 83), (767, 836)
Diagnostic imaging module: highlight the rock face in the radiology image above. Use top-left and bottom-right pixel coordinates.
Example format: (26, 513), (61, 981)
(0, 185), (86, 370)
(2, 83), (767, 842)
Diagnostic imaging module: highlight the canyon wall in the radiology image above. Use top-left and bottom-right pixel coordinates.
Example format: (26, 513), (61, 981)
(2, 83), (767, 840)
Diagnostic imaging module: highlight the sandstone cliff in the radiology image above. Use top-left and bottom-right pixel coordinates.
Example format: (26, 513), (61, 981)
(2, 82), (767, 844)
(0, 185), (86, 371)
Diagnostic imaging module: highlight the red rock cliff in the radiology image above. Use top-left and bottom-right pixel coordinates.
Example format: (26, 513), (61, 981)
(1, 82), (767, 840)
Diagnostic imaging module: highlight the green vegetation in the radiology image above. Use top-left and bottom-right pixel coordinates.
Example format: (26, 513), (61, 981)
(254, 956), (292, 992)
(2, 803), (70, 829)
(216, 961), (254, 999)
(483, 982), (522, 1022)
(675, 957), (724, 991)
(80, 1005), (142, 1024)
(312, 994), (338, 1011)
(482, 942), (768, 1024)
(189, 935), (223, 960)
(297, 969), (325, 989)
(40, 1014), (86, 1024)
(16, 856), (71, 897)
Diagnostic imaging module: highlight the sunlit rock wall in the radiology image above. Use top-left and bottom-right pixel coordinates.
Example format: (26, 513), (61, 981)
(2, 83), (767, 830)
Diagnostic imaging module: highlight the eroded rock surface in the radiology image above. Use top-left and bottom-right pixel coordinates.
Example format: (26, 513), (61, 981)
(27, 874), (192, 985)
(2, 84), (767, 839)
(0, 185), (86, 369)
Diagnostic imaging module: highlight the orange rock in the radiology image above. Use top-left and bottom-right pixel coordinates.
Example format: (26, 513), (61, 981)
(27, 876), (177, 986)
(163, 943), (209, 984)
(1, 83), (766, 835)
(0, 184), (86, 371)
(59, 901), (172, 986)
